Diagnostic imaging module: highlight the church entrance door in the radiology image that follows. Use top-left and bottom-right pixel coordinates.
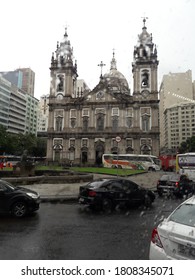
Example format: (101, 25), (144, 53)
(95, 144), (104, 166)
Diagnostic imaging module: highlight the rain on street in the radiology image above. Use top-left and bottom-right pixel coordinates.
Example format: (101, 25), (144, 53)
(0, 197), (182, 260)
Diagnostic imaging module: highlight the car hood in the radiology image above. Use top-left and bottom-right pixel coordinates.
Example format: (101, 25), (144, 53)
(15, 186), (38, 196)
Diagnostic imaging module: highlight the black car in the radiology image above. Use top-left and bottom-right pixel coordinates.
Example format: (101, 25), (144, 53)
(78, 178), (155, 211)
(0, 179), (40, 217)
(156, 174), (172, 196)
(157, 174), (195, 197)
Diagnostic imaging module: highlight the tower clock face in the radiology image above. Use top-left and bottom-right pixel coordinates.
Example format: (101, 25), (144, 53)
(141, 90), (150, 97)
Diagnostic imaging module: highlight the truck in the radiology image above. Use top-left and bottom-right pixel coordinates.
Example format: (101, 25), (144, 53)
(159, 155), (176, 172)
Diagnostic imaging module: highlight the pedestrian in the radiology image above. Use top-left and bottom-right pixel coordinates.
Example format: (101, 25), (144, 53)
(179, 174), (192, 196)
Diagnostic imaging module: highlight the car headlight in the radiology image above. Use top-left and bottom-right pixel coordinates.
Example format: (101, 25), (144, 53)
(27, 192), (39, 199)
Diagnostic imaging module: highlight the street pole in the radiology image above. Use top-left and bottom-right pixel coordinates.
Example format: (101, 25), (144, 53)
(115, 136), (121, 177)
(117, 142), (119, 177)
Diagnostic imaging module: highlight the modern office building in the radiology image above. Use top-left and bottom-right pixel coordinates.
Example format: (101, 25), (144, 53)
(0, 76), (11, 130)
(8, 85), (26, 134)
(0, 73), (38, 135)
(25, 93), (39, 135)
(46, 19), (160, 165)
(159, 70), (195, 150)
(18, 68), (35, 96)
(164, 102), (195, 150)
(37, 94), (49, 132)
(0, 68), (35, 96)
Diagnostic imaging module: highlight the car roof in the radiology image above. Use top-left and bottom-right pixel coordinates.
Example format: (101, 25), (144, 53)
(170, 174), (180, 180)
(159, 174), (171, 180)
(88, 177), (137, 185)
(91, 177), (128, 182)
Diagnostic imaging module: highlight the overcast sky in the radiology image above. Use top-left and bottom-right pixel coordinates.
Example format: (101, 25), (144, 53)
(0, 0), (194, 99)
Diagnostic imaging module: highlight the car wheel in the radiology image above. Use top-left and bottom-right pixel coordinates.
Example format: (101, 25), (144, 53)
(148, 167), (155, 171)
(144, 194), (152, 207)
(11, 201), (28, 218)
(102, 198), (113, 213)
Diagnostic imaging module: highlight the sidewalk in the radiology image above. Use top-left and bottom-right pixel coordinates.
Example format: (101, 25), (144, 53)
(23, 171), (162, 203)
(24, 183), (81, 202)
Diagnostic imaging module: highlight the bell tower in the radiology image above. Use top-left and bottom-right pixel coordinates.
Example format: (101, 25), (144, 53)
(50, 28), (78, 100)
(47, 28), (78, 161)
(132, 18), (158, 99)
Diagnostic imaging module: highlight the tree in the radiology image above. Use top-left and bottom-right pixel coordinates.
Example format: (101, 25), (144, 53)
(0, 125), (8, 154)
(178, 136), (195, 153)
(32, 137), (47, 157)
(0, 126), (47, 157)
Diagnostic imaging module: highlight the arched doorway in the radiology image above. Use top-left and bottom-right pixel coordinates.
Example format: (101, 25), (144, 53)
(141, 144), (151, 155)
(126, 146), (134, 153)
(53, 143), (63, 162)
(111, 146), (118, 154)
(95, 143), (104, 166)
(69, 146), (75, 166)
(81, 147), (88, 165)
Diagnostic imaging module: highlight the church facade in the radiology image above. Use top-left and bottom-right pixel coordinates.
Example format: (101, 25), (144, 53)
(46, 19), (160, 165)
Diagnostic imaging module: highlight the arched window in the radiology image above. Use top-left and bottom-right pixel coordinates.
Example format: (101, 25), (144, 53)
(126, 117), (133, 128)
(53, 139), (63, 161)
(56, 116), (63, 131)
(112, 116), (118, 132)
(70, 119), (76, 128)
(83, 116), (89, 132)
(57, 74), (64, 92)
(141, 145), (151, 155)
(96, 113), (104, 131)
(141, 115), (150, 132)
(141, 70), (150, 88)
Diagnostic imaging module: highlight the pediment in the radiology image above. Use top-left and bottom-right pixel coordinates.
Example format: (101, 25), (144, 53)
(75, 89), (131, 105)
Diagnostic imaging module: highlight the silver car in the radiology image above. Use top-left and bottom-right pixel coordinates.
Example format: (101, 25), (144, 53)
(149, 196), (195, 259)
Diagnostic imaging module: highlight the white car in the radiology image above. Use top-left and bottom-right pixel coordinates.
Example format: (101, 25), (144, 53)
(149, 196), (195, 259)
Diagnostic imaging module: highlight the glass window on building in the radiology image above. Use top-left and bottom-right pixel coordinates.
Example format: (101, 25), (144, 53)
(96, 113), (104, 131)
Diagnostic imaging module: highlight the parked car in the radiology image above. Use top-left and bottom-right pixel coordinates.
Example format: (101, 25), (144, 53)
(0, 179), (40, 218)
(149, 195), (195, 259)
(78, 178), (155, 211)
(157, 173), (194, 197)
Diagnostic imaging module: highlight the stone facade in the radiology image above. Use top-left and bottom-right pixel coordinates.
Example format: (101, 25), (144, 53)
(47, 20), (160, 165)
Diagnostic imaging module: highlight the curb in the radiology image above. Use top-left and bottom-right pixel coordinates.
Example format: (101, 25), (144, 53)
(40, 195), (78, 203)
(39, 188), (157, 203)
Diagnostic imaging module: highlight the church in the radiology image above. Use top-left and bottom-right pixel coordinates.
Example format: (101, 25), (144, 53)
(46, 19), (160, 166)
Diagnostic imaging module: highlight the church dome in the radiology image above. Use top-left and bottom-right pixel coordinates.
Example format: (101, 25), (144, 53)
(103, 52), (129, 93)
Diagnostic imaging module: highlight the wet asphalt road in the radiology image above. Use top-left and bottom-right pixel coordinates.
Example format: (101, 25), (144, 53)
(0, 197), (183, 260)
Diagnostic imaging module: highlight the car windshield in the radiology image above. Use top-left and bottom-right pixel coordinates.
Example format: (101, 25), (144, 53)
(153, 158), (161, 165)
(1, 180), (15, 190)
(160, 175), (170, 181)
(170, 174), (180, 181)
(169, 204), (195, 227)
